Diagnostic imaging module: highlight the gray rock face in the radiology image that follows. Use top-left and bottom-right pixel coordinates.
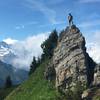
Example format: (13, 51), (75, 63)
(53, 25), (95, 90)
(44, 62), (56, 82)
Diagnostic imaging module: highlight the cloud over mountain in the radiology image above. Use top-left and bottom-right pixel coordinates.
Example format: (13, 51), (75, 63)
(3, 38), (18, 45)
(3, 33), (48, 70)
(3, 30), (100, 70)
(87, 31), (100, 63)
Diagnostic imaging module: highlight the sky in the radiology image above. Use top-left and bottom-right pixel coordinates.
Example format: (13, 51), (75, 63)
(0, 0), (100, 40)
(0, 0), (100, 69)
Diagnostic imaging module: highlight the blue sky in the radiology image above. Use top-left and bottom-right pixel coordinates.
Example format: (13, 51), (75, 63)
(1, 0), (100, 67)
(0, 0), (100, 40)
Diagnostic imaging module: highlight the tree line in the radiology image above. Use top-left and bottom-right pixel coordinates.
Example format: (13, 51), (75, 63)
(29, 29), (58, 75)
(4, 29), (58, 88)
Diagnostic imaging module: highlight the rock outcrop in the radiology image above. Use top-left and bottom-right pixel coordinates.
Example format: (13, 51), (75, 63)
(44, 62), (56, 82)
(53, 25), (96, 91)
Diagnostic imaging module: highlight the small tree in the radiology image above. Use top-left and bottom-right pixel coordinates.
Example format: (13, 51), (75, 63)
(29, 56), (37, 75)
(5, 76), (12, 88)
(37, 57), (41, 66)
(41, 29), (58, 59)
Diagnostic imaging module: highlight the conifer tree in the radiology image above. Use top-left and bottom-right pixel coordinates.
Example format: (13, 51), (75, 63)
(5, 76), (12, 88)
(29, 56), (37, 75)
(41, 29), (58, 59)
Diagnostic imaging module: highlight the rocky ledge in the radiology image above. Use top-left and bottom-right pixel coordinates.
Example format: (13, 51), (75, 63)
(44, 24), (100, 99)
(52, 25), (99, 91)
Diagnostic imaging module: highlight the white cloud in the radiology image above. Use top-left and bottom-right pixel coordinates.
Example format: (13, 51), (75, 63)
(79, 20), (100, 28)
(39, 21), (65, 28)
(87, 43), (100, 63)
(3, 38), (18, 44)
(15, 25), (24, 30)
(24, 0), (57, 24)
(87, 31), (100, 63)
(15, 21), (38, 30)
(4, 33), (48, 70)
(79, 0), (100, 3)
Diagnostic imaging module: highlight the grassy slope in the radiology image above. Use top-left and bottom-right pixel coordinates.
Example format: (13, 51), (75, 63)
(0, 87), (16, 100)
(91, 87), (100, 100)
(5, 60), (59, 100)
(93, 88), (100, 100)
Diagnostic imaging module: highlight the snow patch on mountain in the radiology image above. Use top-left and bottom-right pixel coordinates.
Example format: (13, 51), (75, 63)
(3, 33), (48, 70)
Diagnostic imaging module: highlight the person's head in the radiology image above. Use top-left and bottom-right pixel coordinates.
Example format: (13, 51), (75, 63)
(69, 13), (71, 16)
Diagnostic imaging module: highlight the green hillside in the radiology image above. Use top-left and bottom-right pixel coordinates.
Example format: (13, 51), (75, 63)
(0, 87), (16, 100)
(5, 60), (59, 100)
(3, 60), (100, 100)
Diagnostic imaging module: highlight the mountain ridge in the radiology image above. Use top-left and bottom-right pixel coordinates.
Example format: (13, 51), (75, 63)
(4, 25), (100, 100)
(0, 41), (29, 87)
(0, 60), (28, 87)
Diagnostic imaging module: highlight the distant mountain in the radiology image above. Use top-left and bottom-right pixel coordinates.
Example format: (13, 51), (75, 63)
(0, 60), (28, 87)
(0, 41), (16, 64)
(0, 42), (28, 87)
(0, 41), (30, 70)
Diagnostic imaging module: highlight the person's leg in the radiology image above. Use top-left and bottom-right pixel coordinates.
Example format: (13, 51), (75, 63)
(69, 20), (71, 29)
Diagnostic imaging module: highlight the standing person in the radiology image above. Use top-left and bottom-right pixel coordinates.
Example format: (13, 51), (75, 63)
(68, 13), (73, 28)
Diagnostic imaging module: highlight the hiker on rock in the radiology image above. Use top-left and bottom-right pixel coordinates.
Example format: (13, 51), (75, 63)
(68, 13), (73, 27)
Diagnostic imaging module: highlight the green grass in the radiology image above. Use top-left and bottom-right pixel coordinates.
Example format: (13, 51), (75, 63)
(5, 60), (59, 100)
(0, 87), (16, 100)
(93, 88), (100, 100)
